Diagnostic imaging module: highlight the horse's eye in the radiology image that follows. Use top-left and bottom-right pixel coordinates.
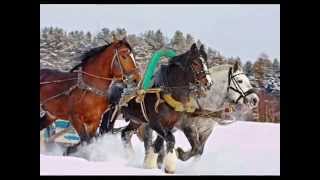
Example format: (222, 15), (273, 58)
(237, 80), (243, 83)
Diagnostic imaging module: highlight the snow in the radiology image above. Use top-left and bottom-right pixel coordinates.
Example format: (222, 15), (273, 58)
(40, 121), (279, 175)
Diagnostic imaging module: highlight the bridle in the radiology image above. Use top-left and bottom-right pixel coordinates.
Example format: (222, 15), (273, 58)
(111, 48), (140, 85)
(74, 48), (138, 96)
(190, 56), (212, 96)
(227, 67), (256, 104)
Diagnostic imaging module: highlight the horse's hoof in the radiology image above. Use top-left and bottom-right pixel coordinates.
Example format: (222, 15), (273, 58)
(164, 150), (177, 174)
(157, 161), (163, 169)
(164, 168), (175, 174)
(63, 148), (70, 156)
(175, 147), (184, 160)
(65, 146), (77, 156)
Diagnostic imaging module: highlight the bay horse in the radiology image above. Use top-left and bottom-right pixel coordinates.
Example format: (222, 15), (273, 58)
(113, 44), (212, 173)
(40, 38), (141, 154)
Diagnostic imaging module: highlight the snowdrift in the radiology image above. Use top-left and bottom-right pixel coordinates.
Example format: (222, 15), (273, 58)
(40, 121), (280, 175)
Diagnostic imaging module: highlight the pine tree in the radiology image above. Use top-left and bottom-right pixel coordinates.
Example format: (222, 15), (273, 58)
(171, 30), (186, 53)
(226, 57), (237, 65)
(96, 28), (111, 45)
(154, 29), (165, 49)
(253, 53), (273, 88)
(112, 28), (127, 40)
(243, 61), (253, 76)
(272, 58), (280, 73)
(185, 33), (195, 49)
(127, 34), (140, 47)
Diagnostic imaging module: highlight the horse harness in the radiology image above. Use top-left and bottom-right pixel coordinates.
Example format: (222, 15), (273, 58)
(155, 65), (198, 113)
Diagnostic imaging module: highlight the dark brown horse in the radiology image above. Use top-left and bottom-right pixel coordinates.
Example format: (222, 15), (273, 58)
(114, 44), (212, 173)
(40, 38), (140, 153)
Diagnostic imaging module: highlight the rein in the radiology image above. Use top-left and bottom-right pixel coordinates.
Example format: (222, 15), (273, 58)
(74, 70), (122, 81)
(40, 78), (78, 85)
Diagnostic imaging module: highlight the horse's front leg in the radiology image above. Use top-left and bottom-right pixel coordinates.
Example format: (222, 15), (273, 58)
(64, 133), (90, 156)
(121, 121), (139, 159)
(64, 116), (93, 156)
(143, 131), (163, 169)
(176, 126), (201, 161)
(163, 130), (177, 174)
(99, 105), (120, 135)
(155, 137), (165, 169)
(147, 116), (178, 173)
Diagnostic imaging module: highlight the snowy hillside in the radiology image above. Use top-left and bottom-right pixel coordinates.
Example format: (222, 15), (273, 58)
(40, 121), (280, 175)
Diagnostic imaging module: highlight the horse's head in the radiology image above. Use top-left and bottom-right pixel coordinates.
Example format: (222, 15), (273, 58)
(180, 43), (213, 96)
(109, 36), (141, 85)
(227, 61), (259, 109)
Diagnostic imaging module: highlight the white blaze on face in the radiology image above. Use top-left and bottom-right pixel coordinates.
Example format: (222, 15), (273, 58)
(200, 57), (213, 86)
(129, 53), (137, 66)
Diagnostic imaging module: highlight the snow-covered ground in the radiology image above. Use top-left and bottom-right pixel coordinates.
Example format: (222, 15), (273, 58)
(40, 121), (280, 175)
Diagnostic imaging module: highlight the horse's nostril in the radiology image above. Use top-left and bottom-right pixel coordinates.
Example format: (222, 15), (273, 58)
(252, 98), (257, 105)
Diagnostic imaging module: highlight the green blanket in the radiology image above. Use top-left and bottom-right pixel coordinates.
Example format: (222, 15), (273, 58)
(142, 50), (176, 90)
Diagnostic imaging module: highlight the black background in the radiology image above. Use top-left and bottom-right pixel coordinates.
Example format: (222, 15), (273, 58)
(2, 0), (309, 177)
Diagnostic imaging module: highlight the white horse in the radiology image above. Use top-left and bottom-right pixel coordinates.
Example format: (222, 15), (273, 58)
(141, 61), (259, 169)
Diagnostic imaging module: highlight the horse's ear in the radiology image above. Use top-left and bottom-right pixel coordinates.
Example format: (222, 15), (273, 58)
(233, 61), (242, 72)
(199, 44), (208, 62)
(199, 45), (205, 52)
(190, 43), (198, 52)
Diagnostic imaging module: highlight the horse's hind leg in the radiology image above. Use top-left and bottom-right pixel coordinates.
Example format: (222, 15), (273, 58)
(198, 125), (214, 156)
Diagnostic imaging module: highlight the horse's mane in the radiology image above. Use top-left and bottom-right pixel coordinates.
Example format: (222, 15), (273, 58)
(169, 53), (186, 65)
(70, 44), (111, 72)
(69, 40), (133, 72)
(209, 64), (233, 73)
(168, 51), (191, 70)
